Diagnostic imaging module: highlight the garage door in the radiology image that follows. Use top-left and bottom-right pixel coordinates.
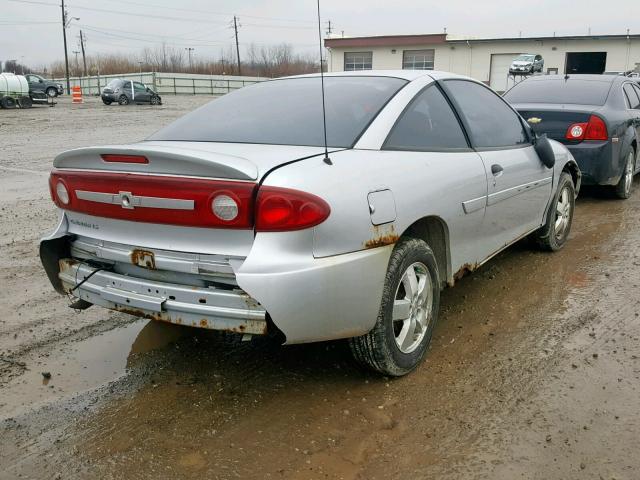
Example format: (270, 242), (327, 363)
(489, 53), (520, 93)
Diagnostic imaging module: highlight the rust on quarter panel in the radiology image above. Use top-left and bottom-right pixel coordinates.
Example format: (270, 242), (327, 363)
(364, 224), (399, 249)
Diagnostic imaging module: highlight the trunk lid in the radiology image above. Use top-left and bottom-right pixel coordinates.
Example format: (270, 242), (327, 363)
(513, 103), (599, 144)
(52, 142), (340, 257)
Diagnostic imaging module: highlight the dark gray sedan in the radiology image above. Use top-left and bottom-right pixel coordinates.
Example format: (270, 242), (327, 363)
(504, 74), (640, 198)
(101, 79), (162, 106)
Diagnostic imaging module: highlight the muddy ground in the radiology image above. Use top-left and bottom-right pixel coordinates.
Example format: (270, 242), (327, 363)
(1, 96), (639, 480)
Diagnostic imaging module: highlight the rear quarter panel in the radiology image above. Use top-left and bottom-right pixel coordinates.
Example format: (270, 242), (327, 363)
(259, 148), (489, 283)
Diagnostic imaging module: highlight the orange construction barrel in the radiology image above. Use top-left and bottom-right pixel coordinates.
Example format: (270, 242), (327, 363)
(71, 85), (83, 104)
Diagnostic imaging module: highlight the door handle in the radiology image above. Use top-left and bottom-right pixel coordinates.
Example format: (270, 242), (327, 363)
(491, 164), (504, 176)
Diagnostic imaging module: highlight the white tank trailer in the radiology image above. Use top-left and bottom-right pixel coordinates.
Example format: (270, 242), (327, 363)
(0, 73), (32, 109)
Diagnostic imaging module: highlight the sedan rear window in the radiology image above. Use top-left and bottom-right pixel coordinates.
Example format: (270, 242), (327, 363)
(149, 76), (407, 148)
(504, 78), (612, 106)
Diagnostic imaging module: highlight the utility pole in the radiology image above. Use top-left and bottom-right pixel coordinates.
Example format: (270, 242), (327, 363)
(79, 30), (87, 76)
(61, 0), (71, 93)
(72, 50), (80, 75)
(233, 16), (241, 76)
(185, 47), (194, 70)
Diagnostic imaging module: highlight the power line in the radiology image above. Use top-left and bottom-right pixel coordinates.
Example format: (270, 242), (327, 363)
(75, 0), (316, 24)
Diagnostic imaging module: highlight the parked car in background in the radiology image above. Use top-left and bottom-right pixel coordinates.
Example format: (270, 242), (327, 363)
(41, 71), (579, 376)
(101, 79), (162, 105)
(509, 54), (544, 75)
(25, 73), (63, 97)
(504, 74), (640, 198)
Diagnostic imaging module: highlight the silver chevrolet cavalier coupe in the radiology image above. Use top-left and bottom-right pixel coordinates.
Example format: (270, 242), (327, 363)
(41, 71), (580, 376)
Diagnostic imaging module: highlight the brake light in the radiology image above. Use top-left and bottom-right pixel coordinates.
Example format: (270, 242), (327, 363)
(48, 170), (256, 228)
(565, 122), (588, 140)
(256, 186), (330, 232)
(584, 115), (608, 140)
(101, 154), (149, 164)
(565, 115), (608, 142)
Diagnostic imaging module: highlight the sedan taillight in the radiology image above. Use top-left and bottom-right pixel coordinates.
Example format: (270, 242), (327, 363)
(255, 186), (330, 232)
(565, 115), (608, 141)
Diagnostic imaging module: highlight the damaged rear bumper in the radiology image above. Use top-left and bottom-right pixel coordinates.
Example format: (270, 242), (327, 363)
(58, 259), (267, 334)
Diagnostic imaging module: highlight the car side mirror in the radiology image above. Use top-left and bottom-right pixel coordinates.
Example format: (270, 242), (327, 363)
(534, 133), (555, 169)
(39, 79), (43, 83)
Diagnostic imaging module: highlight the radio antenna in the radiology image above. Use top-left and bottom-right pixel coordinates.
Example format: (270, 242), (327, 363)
(316, 0), (332, 165)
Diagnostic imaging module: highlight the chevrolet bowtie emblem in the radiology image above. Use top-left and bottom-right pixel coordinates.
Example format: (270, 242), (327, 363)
(527, 117), (542, 124)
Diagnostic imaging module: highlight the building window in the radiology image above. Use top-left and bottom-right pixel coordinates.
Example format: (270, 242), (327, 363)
(344, 52), (373, 71)
(402, 49), (435, 70)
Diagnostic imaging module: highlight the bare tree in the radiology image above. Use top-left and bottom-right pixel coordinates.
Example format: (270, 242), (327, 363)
(42, 42), (319, 78)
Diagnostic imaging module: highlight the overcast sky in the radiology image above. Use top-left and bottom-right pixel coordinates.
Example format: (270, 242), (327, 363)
(2, 0), (637, 69)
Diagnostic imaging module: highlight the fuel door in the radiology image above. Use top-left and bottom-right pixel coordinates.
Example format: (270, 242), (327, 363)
(367, 189), (397, 225)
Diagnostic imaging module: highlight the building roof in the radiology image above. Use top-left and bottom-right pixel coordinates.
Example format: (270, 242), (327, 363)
(324, 33), (447, 48)
(325, 32), (640, 48)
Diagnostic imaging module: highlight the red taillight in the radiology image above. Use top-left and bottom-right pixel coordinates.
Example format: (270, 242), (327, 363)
(565, 122), (588, 141)
(101, 154), (149, 164)
(49, 170), (256, 228)
(584, 115), (608, 140)
(255, 186), (330, 232)
(565, 115), (608, 142)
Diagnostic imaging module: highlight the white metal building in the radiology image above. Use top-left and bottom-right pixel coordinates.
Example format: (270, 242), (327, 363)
(325, 33), (640, 92)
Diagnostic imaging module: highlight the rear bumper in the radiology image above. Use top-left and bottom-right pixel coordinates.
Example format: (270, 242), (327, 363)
(566, 140), (620, 186)
(58, 259), (267, 334)
(40, 215), (390, 344)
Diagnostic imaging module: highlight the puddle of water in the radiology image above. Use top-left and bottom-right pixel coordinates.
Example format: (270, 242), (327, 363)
(0, 319), (187, 419)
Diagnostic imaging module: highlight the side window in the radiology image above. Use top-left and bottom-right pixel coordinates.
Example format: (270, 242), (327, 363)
(623, 83), (640, 109)
(133, 82), (146, 92)
(633, 85), (640, 108)
(444, 80), (528, 148)
(122, 81), (132, 91)
(383, 85), (468, 150)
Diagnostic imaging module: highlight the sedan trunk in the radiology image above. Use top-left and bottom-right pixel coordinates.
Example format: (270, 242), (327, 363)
(514, 104), (595, 144)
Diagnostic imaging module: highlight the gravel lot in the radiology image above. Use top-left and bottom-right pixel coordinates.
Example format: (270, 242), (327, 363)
(1, 95), (639, 480)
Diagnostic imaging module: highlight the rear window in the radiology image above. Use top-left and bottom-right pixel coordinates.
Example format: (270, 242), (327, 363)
(503, 78), (612, 106)
(148, 76), (407, 148)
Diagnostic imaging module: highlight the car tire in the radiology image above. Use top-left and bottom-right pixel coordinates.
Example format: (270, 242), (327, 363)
(102, 99), (112, 105)
(45, 87), (58, 98)
(19, 96), (32, 108)
(533, 172), (575, 251)
(0, 96), (17, 109)
(349, 237), (440, 377)
(614, 150), (635, 199)
(150, 96), (159, 105)
(118, 95), (129, 105)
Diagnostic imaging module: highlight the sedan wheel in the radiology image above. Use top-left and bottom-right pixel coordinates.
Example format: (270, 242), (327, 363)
(46, 87), (58, 98)
(615, 151), (635, 199)
(393, 262), (433, 354)
(150, 96), (159, 105)
(533, 172), (575, 251)
(118, 95), (129, 105)
(349, 238), (440, 376)
(554, 186), (572, 242)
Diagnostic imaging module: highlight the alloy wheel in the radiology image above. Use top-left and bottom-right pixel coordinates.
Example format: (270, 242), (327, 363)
(623, 152), (634, 197)
(392, 262), (433, 354)
(554, 186), (572, 240)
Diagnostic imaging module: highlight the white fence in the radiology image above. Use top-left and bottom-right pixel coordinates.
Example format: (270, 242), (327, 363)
(53, 72), (267, 96)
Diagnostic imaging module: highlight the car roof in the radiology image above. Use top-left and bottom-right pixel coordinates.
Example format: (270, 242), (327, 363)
(279, 69), (476, 82)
